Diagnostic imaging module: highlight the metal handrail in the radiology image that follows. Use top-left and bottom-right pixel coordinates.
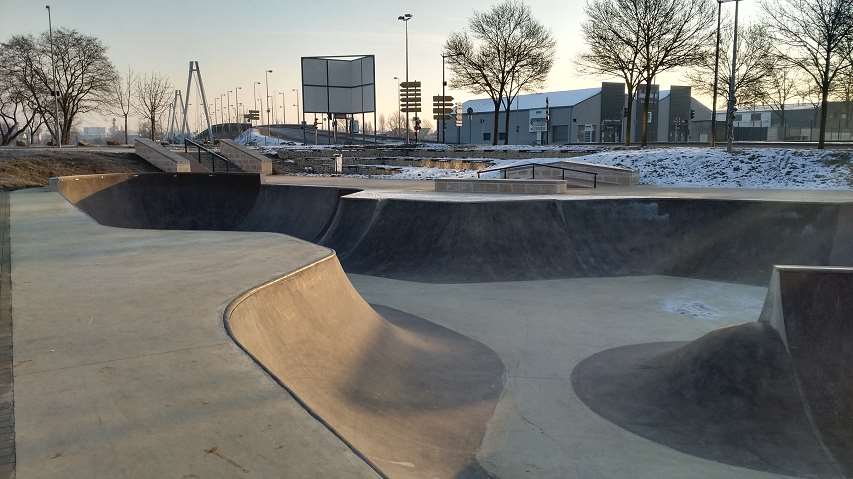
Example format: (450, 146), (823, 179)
(184, 138), (232, 173)
(478, 162), (598, 188)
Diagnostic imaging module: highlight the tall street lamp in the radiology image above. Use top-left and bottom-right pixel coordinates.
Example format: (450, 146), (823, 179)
(393, 75), (400, 135)
(45, 5), (60, 147)
(264, 69), (273, 144)
(279, 91), (286, 124)
(253, 81), (261, 126)
(235, 86), (242, 124)
(398, 13), (413, 144)
(710, 0), (725, 147)
(292, 88), (300, 125)
(725, 0), (741, 153)
(227, 90), (233, 124)
(441, 53), (461, 144)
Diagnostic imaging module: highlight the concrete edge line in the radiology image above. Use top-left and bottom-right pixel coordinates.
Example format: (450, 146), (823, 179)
(0, 192), (14, 478)
(221, 251), (387, 479)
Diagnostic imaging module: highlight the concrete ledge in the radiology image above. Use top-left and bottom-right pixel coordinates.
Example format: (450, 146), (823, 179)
(435, 178), (567, 195)
(219, 140), (273, 175)
(134, 138), (190, 172)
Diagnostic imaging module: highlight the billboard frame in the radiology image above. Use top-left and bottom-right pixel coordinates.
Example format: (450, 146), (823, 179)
(301, 54), (377, 144)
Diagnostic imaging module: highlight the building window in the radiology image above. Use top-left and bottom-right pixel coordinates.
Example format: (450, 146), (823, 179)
(483, 132), (491, 142)
(516, 125), (520, 133)
(498, 132), (507, 141)
(736, 114), (743, 121)
(751, 113), (761, 121)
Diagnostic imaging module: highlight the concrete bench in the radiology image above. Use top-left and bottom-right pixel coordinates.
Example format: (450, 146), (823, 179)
(435, 178), (567, 195)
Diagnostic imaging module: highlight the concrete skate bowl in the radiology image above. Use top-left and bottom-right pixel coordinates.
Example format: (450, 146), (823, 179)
(54, 173), (853, 478)
(573, 266), (853, 479)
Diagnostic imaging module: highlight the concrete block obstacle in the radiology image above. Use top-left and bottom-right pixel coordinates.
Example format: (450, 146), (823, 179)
(434, 178), (567, 194)
(218, 140), (273, 175)
(133, 138), (191, 172)
(572, 265), (853, 479)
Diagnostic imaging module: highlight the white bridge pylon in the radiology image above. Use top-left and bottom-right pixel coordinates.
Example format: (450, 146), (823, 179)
(177, 61), (214, 144)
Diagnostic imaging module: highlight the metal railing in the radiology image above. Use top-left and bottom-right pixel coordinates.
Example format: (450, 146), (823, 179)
(478, 162), (598, 188)
(184, 138), (233, 173)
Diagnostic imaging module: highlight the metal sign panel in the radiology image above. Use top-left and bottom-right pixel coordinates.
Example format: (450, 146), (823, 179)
(301, 55), (376, 114)
(529, 108), (548, 133)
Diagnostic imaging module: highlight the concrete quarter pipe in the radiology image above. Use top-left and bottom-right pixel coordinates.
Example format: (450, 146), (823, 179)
(52, 173), (853, 478)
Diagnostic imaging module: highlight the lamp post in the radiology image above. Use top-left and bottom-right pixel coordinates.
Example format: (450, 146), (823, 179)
(397, 13), (413, 144)
(279, 91), (286, 124)
(711, 0), (724, 147)
(441, 53), (461, 144)
(253, 81), (261, 126)
(235, 86), (242, 124)
(45, 5), (60, 147)
(228, 90), (233, 124)
(292, 88), (300, 125)
(725, 0), (741, 153)
(264, 70), (273, 144)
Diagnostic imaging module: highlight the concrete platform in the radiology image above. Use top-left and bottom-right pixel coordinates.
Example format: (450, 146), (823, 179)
(11, 189), (376, 479)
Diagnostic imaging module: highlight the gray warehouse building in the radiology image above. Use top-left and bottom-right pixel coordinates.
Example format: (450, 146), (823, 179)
(442, 82), (711, 145)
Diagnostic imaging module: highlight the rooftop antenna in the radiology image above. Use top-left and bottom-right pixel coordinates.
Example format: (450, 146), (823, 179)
(180, 61), (214, 143)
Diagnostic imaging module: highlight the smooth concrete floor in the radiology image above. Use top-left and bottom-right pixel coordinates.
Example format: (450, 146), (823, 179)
(347, 274), (803, 479)
(11, 189), (378, 479)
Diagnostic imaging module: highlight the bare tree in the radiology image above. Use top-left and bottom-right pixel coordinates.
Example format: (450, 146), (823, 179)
(0, 41), (43, 145)
(134, 72), (172, 141)
(760, 63), (802, 140)
(636, 0), (715, 146)
(104, 66), (135, 145)
(444, 1), (526, 145)
(762, 0), (853, 148)
(493, 2), (556, 145)
(685, 22), (776, 110)
(5, 29), (117, 145)
(577, 0), (645, 145)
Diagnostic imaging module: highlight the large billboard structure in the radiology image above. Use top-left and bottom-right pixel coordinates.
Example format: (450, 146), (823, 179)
(301, 55), (376, 144)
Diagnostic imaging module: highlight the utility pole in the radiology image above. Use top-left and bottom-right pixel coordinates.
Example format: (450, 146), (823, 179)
(711, 0), (723, 147)
(235, 86), (241, 124)
(45, 5), (60, 147)
(265, 69), (273, 144)
(394, 76), (400, 135)
(280, 91), (286, 124)
(227, 90), (232, 124)
(726, 0), (741, 153)
(398, 13), (413, 143)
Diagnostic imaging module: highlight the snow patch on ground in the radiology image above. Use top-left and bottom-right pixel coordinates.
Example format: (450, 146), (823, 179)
(235, 128), (297, 148)
(482, 147), (853, 189)
(662, 299), (722, 321)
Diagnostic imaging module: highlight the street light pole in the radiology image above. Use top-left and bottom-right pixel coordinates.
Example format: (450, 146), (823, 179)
(393, 76), (400, 135)
(711, 0), (723, 147)
(398, 13), (413, 144)
(227, 90), (232, 124)
(292, 89), (300, 124)
(235, 86), (242, 124)
(280, 91), (286, 124)
(726, 0), (741, 153)
(265, 69), (273, 144)
(253, 82), (261, 126)
(440, 53), (460, 144)
(45, 5), (60, 148)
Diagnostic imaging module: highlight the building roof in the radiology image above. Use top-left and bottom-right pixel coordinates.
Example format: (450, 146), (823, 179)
(462, 88), (601, 113)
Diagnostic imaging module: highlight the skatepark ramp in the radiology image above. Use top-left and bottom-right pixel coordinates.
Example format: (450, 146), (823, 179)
(572, 265), (853, 479)
(54, 173), (853, 285)
(225, 253), (504, 478)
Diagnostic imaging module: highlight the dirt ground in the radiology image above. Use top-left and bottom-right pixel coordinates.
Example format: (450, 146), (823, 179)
(0, 147), (159, 190)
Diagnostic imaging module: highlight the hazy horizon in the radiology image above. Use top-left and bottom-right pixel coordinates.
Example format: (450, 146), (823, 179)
(0, 0), (763, 132)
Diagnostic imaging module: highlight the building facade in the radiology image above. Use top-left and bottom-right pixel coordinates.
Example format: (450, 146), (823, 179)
(444, 82), (712, 145)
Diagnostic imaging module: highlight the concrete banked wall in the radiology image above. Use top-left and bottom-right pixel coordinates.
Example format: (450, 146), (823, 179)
(225, 254), (504, 479)
(55, 173), (853, 285)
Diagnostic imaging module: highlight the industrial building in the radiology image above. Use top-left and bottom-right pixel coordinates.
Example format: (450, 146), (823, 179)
(694, 102), (853, 142)
(442, 82), (711, 145)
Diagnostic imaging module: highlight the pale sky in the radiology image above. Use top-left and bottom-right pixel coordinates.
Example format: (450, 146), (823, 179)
(0, 0), (762, 131)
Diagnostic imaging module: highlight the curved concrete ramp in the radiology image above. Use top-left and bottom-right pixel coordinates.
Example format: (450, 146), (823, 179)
(572, 265), (853, 478)
(225, 253), (505, 479)
(54, 173), (358, 242)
